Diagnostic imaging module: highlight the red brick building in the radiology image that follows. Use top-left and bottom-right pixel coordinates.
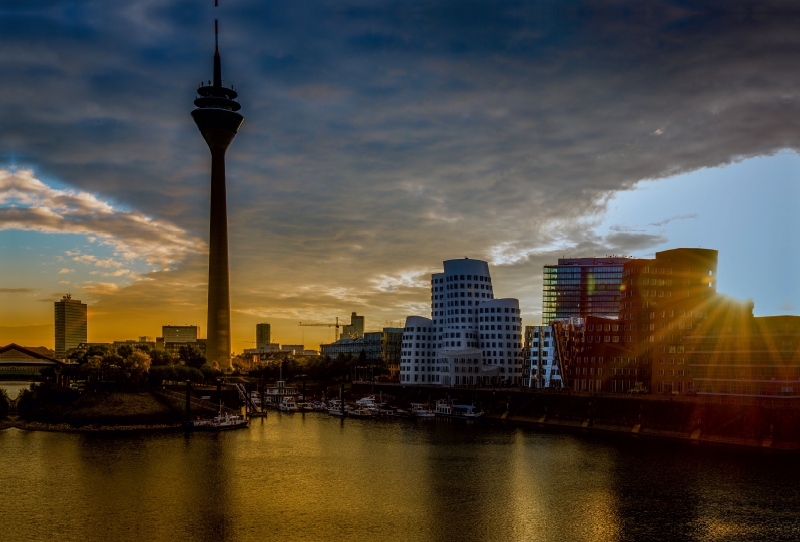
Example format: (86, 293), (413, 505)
(570, 316), (638, 392)
(619, 248), (753, 394)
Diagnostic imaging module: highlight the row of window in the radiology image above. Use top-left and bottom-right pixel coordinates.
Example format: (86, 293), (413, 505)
(438, 274), (491, 283)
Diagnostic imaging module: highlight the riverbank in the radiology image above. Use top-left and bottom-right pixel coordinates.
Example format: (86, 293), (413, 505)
(11, 389), (221, 431)
(354, 383), (800, 452)
(1, 416), (182, 432)
(485, 413), (795, 452)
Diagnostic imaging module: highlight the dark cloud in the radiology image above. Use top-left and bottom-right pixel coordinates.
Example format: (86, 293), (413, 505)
(3, 0), (799, 337)
(0, 288), (34, 293)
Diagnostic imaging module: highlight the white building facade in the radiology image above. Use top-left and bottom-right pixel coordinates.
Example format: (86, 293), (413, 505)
(400, 316), (436, 383)
(522, 318), (585, 389)
(401, 258), (523, 387)
(523, 325), (560, 388)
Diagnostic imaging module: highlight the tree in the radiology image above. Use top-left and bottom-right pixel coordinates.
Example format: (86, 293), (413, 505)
(149, 349), (175, 367)
(0, 388), (9, 420)
(120, 350), (151, 383)
(178, 345), (206, 369)
(116, 344), (134, 360)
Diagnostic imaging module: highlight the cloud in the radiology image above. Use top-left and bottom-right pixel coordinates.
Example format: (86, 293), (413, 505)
(0, 169), (205, 270)
(3, 0), (800, 338)
(79, 282), (120, 296)
(605, 232), (669, 253)
(101, 269), (132, 277)
(648, 214), (699, 228)
(58, 268), (74, 274)
(0, 288), (34, 293)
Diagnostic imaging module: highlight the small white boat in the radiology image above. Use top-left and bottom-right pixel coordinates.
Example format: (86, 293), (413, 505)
(279, 397), (299, 412)
(187, 412), (249, 431)
(348, 408), (375, 419)
(434, 401), (484, 420)
(410, 403), (435, 418)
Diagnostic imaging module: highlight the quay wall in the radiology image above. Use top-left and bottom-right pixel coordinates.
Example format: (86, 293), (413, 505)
(352, 383), (800, 451)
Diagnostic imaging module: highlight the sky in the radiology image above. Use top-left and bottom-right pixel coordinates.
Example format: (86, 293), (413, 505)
(1, 0), (799, 351)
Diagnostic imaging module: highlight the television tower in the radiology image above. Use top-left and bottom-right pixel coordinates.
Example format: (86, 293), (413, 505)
(191, 17), (243, 370)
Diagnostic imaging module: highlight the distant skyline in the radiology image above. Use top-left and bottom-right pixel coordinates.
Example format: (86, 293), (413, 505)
(2, 1), (799, 350)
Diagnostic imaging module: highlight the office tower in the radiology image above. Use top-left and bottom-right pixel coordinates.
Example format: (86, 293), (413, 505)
(618, 247), (751, 394)
(54, 294), (87, 357)
(256, 323), (271, 347)
(542, 257), (630, 325)
(340, 312), (365, 339)
(400, 258), (523, 386)
(192, 19), (244, 370)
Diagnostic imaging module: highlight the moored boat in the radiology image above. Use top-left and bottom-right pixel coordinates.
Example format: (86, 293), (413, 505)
(434, 400), (483, 420)
(410, 403), (435, 418)
(348, 408), (375, 419)
(279, 396), (299, 412)
(186, 411), (249, 431)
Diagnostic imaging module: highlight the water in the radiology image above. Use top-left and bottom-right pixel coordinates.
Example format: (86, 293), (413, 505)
(0, 381), (31, 400)
(2, 413), (800, 541)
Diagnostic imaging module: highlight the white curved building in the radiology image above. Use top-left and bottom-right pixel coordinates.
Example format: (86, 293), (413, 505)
(401, 258), (523, 387)
(399, 316), (436, 383)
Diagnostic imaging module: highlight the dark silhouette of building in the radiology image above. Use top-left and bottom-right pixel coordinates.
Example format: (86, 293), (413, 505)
(256, 323), (271, 347)
(54, 294), (87, 358)
(191, 20), (243, 369)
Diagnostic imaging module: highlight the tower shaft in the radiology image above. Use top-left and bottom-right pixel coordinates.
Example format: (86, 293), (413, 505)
(192, 18), (243, 371)
(207, 134), (232, 369)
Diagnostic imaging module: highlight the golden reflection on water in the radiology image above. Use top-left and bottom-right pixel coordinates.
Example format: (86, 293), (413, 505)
(2, 414), (800, 541)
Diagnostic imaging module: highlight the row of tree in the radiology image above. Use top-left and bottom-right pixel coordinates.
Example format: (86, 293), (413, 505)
(248, 351), (388, 382)
(62, 343), (215, 388)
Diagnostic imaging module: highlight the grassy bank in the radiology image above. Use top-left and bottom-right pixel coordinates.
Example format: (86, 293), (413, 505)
(17, 385), (194, 428)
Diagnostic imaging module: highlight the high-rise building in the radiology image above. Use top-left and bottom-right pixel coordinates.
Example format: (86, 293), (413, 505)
(400, 258), (523, 386)
(568, 247), (759, 395)
(256, 323), (271, 348)
(54, 294), (87, 358)
(542, 257), (630, 325)
(619, 248), (726, 394)
(340, 312), (365, 339)
(192, 18), (244, 370)
(162, 325), (198, 343)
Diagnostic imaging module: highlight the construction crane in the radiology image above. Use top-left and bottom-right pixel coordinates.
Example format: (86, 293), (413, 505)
(299, 317), (341, 342)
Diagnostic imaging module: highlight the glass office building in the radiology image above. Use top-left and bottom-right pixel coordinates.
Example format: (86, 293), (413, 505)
(542, 258), (629, 325)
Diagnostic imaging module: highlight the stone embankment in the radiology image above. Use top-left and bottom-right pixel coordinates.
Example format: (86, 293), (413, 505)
(353, 383), (800, 452)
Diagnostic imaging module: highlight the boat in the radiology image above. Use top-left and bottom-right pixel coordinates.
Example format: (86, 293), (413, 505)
(279, 396), (299, 412)
(186, 411), (249, 431)
(309, 400), (328, 412)
(348, 408), (375, 419)
(410, 403), (435, 418)
(434, 401), (484, 420)
(327, 399), (349, 417)
(296, 402), (314, 412)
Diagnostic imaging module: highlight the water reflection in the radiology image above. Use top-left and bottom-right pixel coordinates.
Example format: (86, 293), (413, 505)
(0, 381), (31, 399)
(2, 414), (800, 541)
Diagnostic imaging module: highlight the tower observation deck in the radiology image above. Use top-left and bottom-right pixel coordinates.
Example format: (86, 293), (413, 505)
(192, 19), (243, 370)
